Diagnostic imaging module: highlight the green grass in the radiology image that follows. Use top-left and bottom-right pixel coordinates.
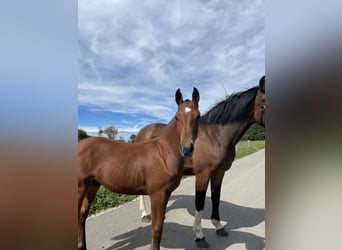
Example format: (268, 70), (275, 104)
(89, 187), (137, 215)
(89, 140), (265, 215)
(235, 140), (265, 159)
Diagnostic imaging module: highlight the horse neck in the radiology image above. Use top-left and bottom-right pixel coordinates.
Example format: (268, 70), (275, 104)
(230, 118), (255, 146)
(158, 119), (181, 154)
(211, 115), (255, 147)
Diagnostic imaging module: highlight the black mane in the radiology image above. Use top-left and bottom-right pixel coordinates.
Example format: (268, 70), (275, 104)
(199, 86), (259, 125)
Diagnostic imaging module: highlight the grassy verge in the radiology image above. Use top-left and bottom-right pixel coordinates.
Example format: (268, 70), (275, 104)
(89, 188), (137, 215)
(89, 140), (265, 215)
(235, 140), (265, 159)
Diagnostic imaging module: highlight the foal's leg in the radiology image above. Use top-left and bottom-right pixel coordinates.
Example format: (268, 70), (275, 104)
(193, 172), (210, 248)
(210, 170), (229, 237)
(78, 179), (100, 250)
(78, 177), (89, 250)
(150, 192), (170, 250)
(139, 195), (151, 222)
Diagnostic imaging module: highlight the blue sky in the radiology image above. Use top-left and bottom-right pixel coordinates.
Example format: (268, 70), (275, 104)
(78, 0), (265, 139)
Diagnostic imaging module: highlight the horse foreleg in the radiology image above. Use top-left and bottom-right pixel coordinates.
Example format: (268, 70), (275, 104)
(139, 195), (151, 222)
(78, 179), (100, 250)
(193, 173), (210, 248)
(210, 170), (229, 237)
(150, 192), (170, 250)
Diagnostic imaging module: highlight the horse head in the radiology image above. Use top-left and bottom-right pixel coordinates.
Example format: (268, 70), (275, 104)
(175, 87), (200, 157)
(254, 76), (265, 126)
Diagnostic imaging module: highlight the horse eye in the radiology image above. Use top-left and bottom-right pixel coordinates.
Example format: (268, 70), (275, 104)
(261, 105), (266, 111)
(175, 116), (179, 121)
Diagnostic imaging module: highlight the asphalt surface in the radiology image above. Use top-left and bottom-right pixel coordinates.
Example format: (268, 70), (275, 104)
(85, 149), (265, 250)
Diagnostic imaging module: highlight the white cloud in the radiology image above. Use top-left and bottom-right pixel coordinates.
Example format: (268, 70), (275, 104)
(78, 0), (265, 127)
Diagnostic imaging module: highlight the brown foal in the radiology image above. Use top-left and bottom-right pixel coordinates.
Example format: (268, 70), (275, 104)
(78, 88), (200, 250)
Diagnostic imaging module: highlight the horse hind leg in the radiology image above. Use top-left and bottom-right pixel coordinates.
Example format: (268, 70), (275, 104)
(78, 176), (89, 250)
(78, 179), (101, 250)
(210, 171), (229, 237)
(139, 195), (151, 222)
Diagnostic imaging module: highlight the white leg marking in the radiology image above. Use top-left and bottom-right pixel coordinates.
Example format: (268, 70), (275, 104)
(185, 107), (191, 113)
(139, 195), (148, 217)
(193, 210), (204, 239)
(211, 219), (224, 230)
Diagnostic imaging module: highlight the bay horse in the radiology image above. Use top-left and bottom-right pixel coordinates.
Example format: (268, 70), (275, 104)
(78, 88), (200, 250)
(136, 76), (265, 248)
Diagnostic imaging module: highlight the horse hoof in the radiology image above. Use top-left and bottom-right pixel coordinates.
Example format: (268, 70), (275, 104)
(195, 237), (210, 249)
(216, 228), (229, 237)
(141, 214), (151, 223)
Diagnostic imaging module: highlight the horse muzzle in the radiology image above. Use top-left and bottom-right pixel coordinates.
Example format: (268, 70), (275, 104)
(179, 143), (194, 158)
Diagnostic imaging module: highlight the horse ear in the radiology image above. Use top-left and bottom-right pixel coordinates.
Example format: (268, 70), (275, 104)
(175, 88), (183, 105)
(192, 87), (200, 104)
(259, 76), (265, 93)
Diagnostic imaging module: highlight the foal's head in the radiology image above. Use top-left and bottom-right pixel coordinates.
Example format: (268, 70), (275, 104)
(174, 87), (200, 157)
(254, 75), (266, 126)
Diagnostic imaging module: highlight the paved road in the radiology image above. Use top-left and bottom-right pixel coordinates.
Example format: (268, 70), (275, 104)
(86, 149), (265, 250)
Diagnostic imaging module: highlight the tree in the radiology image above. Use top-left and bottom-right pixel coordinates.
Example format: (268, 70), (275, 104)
(103, 125), (118, 140)
(98, 127), (104, 137)
(128, 134), (136, 143)
(241, 124), (265, 141)
(78, 129), (89, 141)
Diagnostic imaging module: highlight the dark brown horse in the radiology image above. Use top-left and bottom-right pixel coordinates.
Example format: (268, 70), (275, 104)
(136, 76), (265, 248)
(78, 88), (200, 250)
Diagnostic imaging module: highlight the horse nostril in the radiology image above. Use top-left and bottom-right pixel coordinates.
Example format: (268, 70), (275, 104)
(189, 143), (194, 152)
